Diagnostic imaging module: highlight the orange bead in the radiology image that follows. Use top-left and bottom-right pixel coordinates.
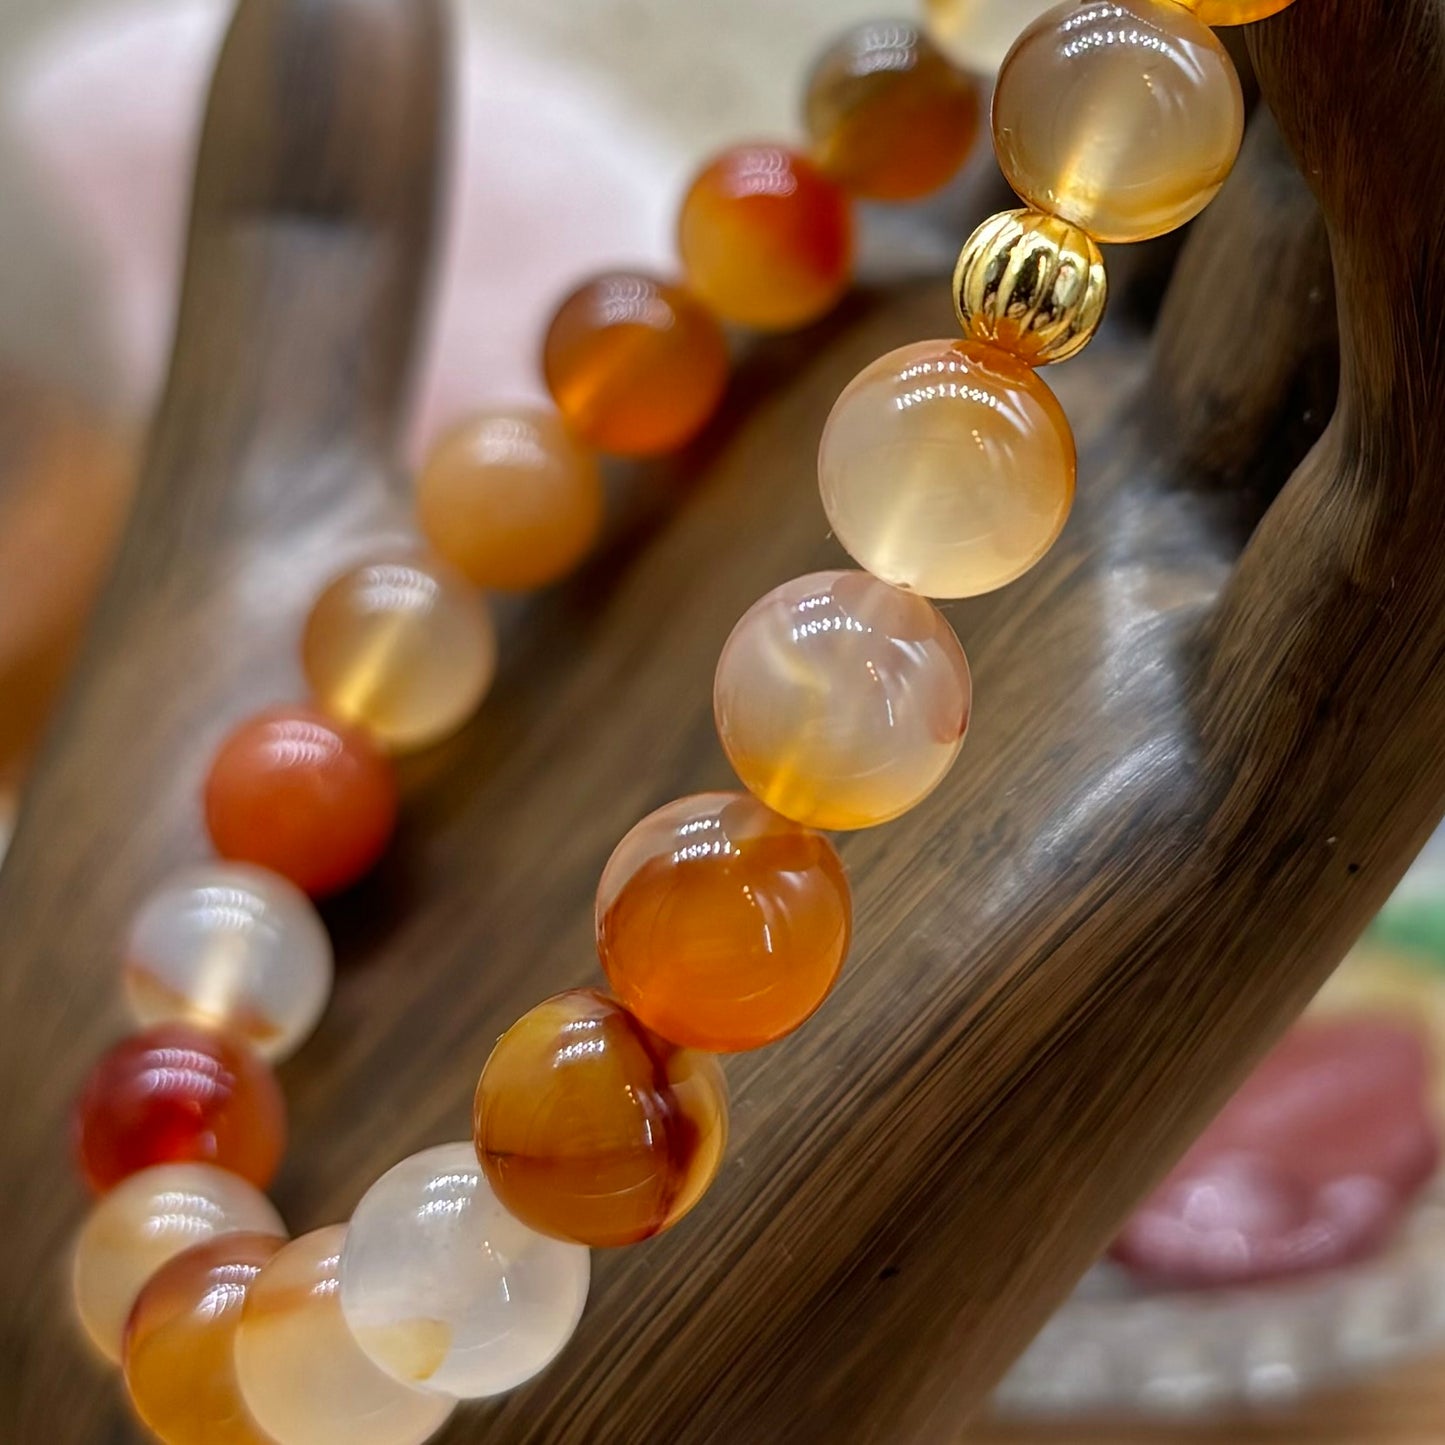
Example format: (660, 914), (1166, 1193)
(204, 706), (398, 898)
(804, 21), (979, 202)
(1185, 0), (1296, 20)
(678, 144), (853, 331)
(596, 793), (852, 1052)
(123, 1232), (284, 1445)
(416, 409), (604, 592)
(74, 1023), (286, 1194)
(474, 989), (728, 1248)
(543, 273), (730, 457)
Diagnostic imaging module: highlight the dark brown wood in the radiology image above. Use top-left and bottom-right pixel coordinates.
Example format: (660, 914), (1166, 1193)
(3, 1), (1442, 1441)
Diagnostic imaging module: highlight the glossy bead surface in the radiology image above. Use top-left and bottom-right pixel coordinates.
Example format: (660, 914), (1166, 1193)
(72, 1163), (284, 1362)
(204, 706), (398, 898)
(475, 990), (728, 1247)
(715, 572), (972, 830)
(804, 21), (979, 202)
(123, 863), (332, 1062)
(1185, 0), (1297, 21)
(992, 0), (1245, 244)
(597, 793), (851, 1052)
(678, 144), (853, 331)
(954, 210), (1107, 365)
(236, 1226), (455, 1445)
(543, 274), (730, 456)
(338, 1143), (590, 1398)
(74, 1023), (286, 1194)
(123, 1232), (284, 1445)
(302, 552), (497, 752)
(924, 0), (1062, 75)
(417, 409), (603, 592)
(819, 341), (1075, 599)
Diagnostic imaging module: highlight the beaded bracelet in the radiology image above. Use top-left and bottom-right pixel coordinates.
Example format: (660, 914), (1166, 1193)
(63, 1), (1291, 1440)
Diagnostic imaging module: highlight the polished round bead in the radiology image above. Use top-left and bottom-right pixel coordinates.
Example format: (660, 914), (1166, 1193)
(543, 274), (730, 456)
(122, 862), (332, 1062)
(678, 144), (853, 331)
(416, 408), (604, 592)
(992, 0), (1245, 244)
(597, 793), (852, 1052)
(204, 706), (398, 898)
(475, 990), (728, 1248)
(302, 552), (497, 752)
(72, 1163), (284, 1363)
(804, 21), (979, 203)
(953, 210), (1107, 365)
(74, 1023), (286, 1194)
(1185, 0), (1297, 21)
(338, 1143), (590, 1398)
(123, 1232), (284, 1445)
(923, 0), (1063, 75)
(236, 1226), (455, 1445)
(819, 341), (1075, 599)
(715, 571), (972, 830)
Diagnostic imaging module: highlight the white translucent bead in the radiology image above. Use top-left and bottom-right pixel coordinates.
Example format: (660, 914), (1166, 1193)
(339, 1143), (591, 1400)
(123, 862), (333, 1061)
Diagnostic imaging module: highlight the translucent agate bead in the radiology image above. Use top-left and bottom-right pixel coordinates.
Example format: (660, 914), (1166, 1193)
(923, 0), (1062, 75)
(204, 706), (398, 898)
(543, 274), (730, 456)
(72, 1163), (284, 1362)
(678, 144), (853, 331)
(123, 863), (332, 1062)
(302, 552), (497, 752)
(416, 409), (603, 592)
(819, 342), (1075, 599)
(236, 1226), (455, 1445)
(992, 0), (1245, 244)
(953, 210), (1107, 365)
(1185, 0), (1297, 21)
(74, 1023), (286, 1193)
(715, 572), (972, 831)
(597, 793), (852, 1052)
(338, 1143), (590, 1398)
(123, 1232), (284, 1445)
(474, 990), (728, 1248)
(804, 21), (979, 203)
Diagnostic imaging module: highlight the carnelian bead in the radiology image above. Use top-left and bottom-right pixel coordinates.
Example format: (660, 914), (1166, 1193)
(204, 705), (398, 898)
(804, 21), (979, 203)
(543, 273), (730, 456)
(678, 144), (853, 332)
(74, 1023), (286, 1194)
(597, 793), (851, 1052)
(123, 1232), (284, 1445)
(474, 989), (728, 1248)
(1185, 0), (1296, 21)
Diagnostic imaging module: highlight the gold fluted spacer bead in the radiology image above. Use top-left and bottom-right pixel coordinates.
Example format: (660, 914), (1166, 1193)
(952, 209), (1107, 366)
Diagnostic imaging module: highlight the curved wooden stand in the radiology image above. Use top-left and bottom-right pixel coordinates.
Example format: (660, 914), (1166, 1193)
(3, 1), (1442, 1440)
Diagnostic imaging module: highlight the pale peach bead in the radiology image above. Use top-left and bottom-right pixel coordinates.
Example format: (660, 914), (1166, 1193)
(235, 1226), (455, 1445)
(302, 552), (497, 753)
(416, 409), (604, 592)
(992, 0), (1245, 243)
(714, 571), (972, 830)
(819, 339), (1076, 599)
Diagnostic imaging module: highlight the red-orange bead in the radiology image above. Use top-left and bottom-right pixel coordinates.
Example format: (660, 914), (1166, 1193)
(543, 273), (730, 456)
(678, 144), (853, 332)
(203, 706), (398, 898)
(74, 1023), (286, 1194)
(474, 989), (728, 1248)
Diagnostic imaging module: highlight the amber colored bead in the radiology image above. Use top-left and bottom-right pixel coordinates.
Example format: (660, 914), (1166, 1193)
(804, 21), (979, 203)
(204, 705), (398, 898)
(992, 0), (1245, 244)
(597, 793), (851, 1052)
(123, 1232), (284, 1445)
(953, 210), (1107, 365)
(543, 274), (730, 456)
(74, 1023), (286, 1194)
(417, 408), (603, 593)
(1185, 0), (1296, 21)
(678, 144), (853, 331)
(474, 989), (728, 1248)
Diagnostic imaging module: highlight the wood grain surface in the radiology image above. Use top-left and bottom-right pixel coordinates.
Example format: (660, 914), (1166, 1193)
(4, 0), (1445, 1441)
